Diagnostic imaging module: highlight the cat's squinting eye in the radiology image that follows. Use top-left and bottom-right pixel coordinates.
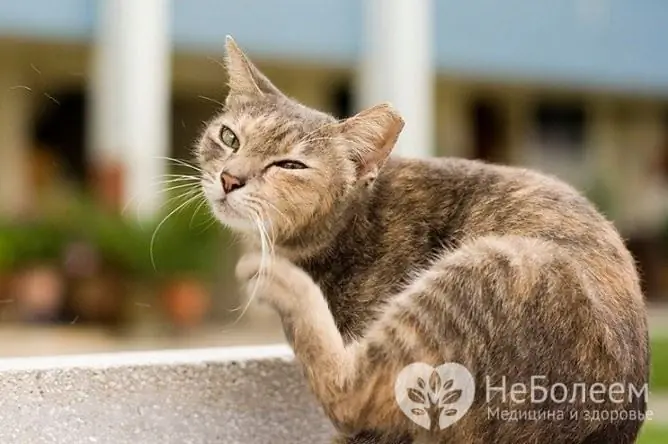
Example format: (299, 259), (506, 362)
(219, 125), (240, 150)
(271, 160), (308, 170)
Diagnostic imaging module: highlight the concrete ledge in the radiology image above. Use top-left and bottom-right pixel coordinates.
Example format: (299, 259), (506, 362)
(0, 345), (335, 444)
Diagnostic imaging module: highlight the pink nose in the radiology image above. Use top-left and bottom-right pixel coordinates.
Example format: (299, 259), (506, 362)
(220, 172), (245, 193)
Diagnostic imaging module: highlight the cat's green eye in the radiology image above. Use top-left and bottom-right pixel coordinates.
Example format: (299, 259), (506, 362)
(219, 125), (240, 150)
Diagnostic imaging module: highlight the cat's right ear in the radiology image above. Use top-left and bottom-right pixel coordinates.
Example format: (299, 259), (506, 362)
(224, 36), (283, 98)
(336, 103), (405, 180)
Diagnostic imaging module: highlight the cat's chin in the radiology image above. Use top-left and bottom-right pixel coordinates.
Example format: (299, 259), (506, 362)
(217, 216), (257, 233)
(215, 210), (277, 240)
(206, 198), (252, 232)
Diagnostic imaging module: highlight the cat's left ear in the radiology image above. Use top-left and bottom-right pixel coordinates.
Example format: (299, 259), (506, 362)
(224, 36), (283, 98)
(336, 103), (404, 180)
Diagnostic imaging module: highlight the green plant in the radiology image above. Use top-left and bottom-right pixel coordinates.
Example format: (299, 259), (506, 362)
(143, 199), (225, 278)
(58, 193), (225, 279)
(650, 337), (668, 392)
(637, 424), (668, 443)
(0, 221), (67, 271)
(585, 176), (617, 219)
(0, 187), (228, 281)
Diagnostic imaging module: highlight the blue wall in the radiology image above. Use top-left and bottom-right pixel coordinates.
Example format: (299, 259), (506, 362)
(434, 0), (668, 92)
(0, 0), (667, 92)
(0, 0), (94, 40)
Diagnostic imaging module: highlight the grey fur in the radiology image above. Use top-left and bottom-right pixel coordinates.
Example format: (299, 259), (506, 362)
(197, 38), (649, 444)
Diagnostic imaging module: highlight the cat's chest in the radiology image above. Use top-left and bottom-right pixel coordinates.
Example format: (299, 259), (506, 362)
(303, 259), (408, 340)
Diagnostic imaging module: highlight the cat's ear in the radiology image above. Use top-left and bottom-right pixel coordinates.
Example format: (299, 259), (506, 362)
(337, 103), (404, 179)
(224, 36), (283, 98)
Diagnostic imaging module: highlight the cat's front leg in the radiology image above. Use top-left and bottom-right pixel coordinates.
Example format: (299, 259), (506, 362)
(236, 254), (417, 439)
(235, 253), (324, 319)
(235, 254), (362, 427)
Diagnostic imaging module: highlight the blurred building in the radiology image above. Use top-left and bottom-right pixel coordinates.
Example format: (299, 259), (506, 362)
(1, 0), (667, 235)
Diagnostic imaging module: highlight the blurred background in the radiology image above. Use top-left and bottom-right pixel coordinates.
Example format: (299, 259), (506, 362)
(0, 0), (667, 438)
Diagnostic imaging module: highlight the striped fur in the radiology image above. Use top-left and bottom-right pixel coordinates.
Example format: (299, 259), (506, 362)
(200, 38), (649, 443)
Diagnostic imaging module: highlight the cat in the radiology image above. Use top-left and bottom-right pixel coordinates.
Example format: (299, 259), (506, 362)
(197, 37), (649, 444)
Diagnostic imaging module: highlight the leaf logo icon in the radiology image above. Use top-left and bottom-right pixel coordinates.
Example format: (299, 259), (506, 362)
(394, 363), (475, 430)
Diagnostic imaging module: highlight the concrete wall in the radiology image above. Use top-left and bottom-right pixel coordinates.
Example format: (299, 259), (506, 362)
(0, 345), (335, 444)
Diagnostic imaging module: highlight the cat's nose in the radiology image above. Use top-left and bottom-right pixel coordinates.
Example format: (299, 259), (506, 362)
(220, 171), (246, 194)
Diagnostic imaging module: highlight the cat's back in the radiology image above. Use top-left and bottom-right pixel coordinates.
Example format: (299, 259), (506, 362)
(315, 155), (645, 345)
(377, 156), (627, 256)
(373, 155), (642, 310)
(380, 156), (598, 222)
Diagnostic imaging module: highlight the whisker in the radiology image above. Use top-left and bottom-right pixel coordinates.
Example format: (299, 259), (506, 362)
(130, 186), (200, 224)
(123, 176), (200, 214)
(198, 95), (225, 107)
(244, 196), (286, 246)
(189, 194), (209, 229)
(155, 156), (203, 173)
(157, 173), (199, 177)
(150, 192), (201, 270)
(161, 182), (200, 194)
(247, 200), (276, 259)
(206, 56), (227, 71)
(164, 187), (201, 207)
(195, 216), (218, 234)
(225, 204), (275, 327)
(252, 197), (290, 227)
(122, 182), (198, 218)
(154, 175), (200, 182)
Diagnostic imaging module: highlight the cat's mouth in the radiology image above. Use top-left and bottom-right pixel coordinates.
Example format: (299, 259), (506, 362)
(212, 200), (260, 233)
(216, 197), (236, 213)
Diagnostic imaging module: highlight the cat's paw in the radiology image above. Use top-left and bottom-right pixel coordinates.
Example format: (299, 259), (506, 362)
(235, 253), (317, 313)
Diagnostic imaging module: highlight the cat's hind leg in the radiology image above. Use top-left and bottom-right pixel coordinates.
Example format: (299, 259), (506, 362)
(236, 235), (646, 443)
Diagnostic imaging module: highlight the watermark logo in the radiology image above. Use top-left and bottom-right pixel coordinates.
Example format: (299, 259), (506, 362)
(394, 362), (475, 430)
(395, 362), (652, 428)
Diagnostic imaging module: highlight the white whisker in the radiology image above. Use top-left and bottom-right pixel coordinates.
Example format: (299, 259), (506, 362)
(149, 192), (201, 270)
(155, 156), (203, 173)
(122, 173), (201, 217)
(225, 203), (275, 327)
(195, 216), (218, 234)
(155, 175), (200, 184)
(189, 194), (209, 228)
(198, 95), (225, 107)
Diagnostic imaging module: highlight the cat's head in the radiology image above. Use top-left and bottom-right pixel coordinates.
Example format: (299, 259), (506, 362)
(197, 37), (404, 245)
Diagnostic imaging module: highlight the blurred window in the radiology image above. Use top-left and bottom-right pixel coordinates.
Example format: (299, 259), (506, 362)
(470, 98), (509, 164)
(331, 80), (353, 119)
(33, 90), (87, 185)
(532, 101), (586, 153)
(527, 100), (588, 186)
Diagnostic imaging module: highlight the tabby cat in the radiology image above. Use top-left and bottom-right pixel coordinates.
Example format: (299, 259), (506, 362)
(197, 37), (649, 443)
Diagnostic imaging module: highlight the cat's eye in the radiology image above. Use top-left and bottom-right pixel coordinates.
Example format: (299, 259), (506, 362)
(271, 160), (308, 170)
(219, 125), (240, 150)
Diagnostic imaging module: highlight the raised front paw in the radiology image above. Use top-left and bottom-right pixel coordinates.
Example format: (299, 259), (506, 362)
(235, 253), (318, 313)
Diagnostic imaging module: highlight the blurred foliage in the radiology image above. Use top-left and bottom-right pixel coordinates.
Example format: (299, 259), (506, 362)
(0, 221), (67, 270)
(638, 424), (668, 444)
(585, 176), (617, 219)
(650, 337), (668, 392)
(0, 192), (226, 279)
